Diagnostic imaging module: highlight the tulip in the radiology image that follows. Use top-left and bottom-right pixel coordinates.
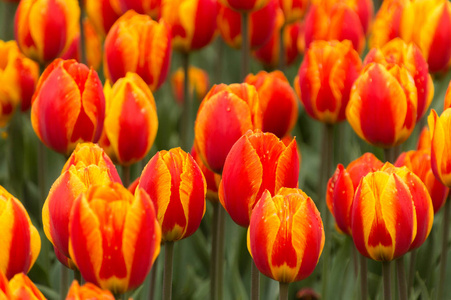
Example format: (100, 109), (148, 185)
(170, 66), (210, 105)
(428, 109), (451, 187)
(69, 182), (161, 294)
(219, 0), (271, 12)
(138, 147), (206, 241)
(346, 63), (417, 148)
(161, 0), (218, 53)
(111, 0), (161, 19)
(248, 188), (324, 282)
(364, 38), (434, 122)
(0, 271), (10, 299)
(8, 273), (46, 300)
(103, 10), (172, 91)
(279, 0), (309, 24)
(445, 80), (451, 111)
(31, 59), (105, 156)
(85, 0), (121, 38)
(191, 146), (220, 202)
(194, 83), (262, 174)
(99, 73), (158, 166)
(14, 0), (80, 64)
(219, 130), (299, 227)
(326, 153), (383, 235)
(245, 71), (298, 138)
(400, 0), (451, 72)
(66, 280), (115, 300)
(294, 40), (361, 124)
(43, 143), (121, 268)
(0, 186), (41, 279)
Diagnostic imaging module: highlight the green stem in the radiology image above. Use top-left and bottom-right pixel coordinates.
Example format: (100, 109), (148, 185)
(279, 282), (289, 300)
(60, 265), (69, 299)
(383, 147), (396, 163)
(73, 269), (81, 284)
(163, 242), (174, 300)
(407, 250), (416, 298)
(78, 0), (86, 65)
(122, 165), (130, 188)
(396, 258), (407, 300)
(210, 202), (220, 300)
(438, 197), (450, 300)
(360, 253), (367, 300)
(0, 1), (18, 41)
(180, 52), (191, 151)
(38, 141), (50, 270)
(148, 257), (158, 300)
(214, 39), (224, 84)
(251, 260), (260, 300)
(382, 261), (392, 300)
(216, 205), (226, 300)
(241, 12), (250, 81)
(352, 240), (358, 278)
(278, 24), (285, 72)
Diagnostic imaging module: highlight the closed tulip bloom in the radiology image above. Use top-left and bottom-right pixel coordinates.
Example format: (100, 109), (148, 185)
(194, 83), (262, 174)
(104, 10), (172, 91)
(346, 63), (417, 148)
(161, 0), (218, 53)
(99, 73), (158, 166)
(8, 273), (45, 300)
(0, 186), (40, 279)
(31, 59), (105, 156)
(138, 148), (206, 241)
(85, 0), (121, 38)
(294, 40), (361, 124)
(326, 153), (383, 235)
(245, 71), (298, 138)
(248, 188), (324, 282)
(219, 0), (270, 11)
(191, 146), (221, 202)
(217, 0), (278, 50)
(66, 281), (115, 300)
(14, 0), (80, 64)
(171, 66), (210, 104)
(279, 0), (309, 24)
(428, 109), (451, 187)
(43, 143), (121, 268)
(219, 131), (299, 227)
(364, 38), (434, 122)
(111, 0), (161, 19)
(400, 0), (451, 72)
(69, 183), (161, 294)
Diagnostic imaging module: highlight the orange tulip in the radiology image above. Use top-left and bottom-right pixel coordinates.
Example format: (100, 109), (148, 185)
(8, 273), (46, 300)
(31, 59), (105, 156)
(364, 38), (434, 122)
(99, 73), (158, 166)
(161, 0), (218, 53)
(138, 148), (206, 241)
(400, 0), (451, 72)
(346, 63), (417, 148)
(279, 0), (309, 24)
(217, 0), (278, 50)
(219, 0), (270, 11)
(85, 0), (121, 38)
(43, 143), (121, 268)
(191, 146), (221, 202)
(428, 108), (451, 187)
(194, 83), (262, 174)
(14, 0), (80, 64)
(111, 0), (161, 19)
(248, 188), (324, 282)
(69, 183), (161, 294)
(245, 71), (298, 138)
(294, 40), (361, 124)
(170, 66), (210, 104)
(0, 186), (40, 279)
(219, 131), (299, 227)
(103, 10), (172, 91)
(66, 280), (115, 300)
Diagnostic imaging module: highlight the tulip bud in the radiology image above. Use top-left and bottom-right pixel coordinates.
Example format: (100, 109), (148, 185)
(428, 108), (451, 187)
(279, 0), (309, 24)
(66, 281), (115, 300)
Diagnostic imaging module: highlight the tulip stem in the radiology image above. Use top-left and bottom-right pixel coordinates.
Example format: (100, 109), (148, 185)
(382, 261), (392, 300)
(180, 52), (191, 151)
(279, 282), (289, 300)
(241, 12), (250, 80)
(0, 1), (17, 41)
(60, 265), (69, 299)
(352, 240), (358, 278)
(148, 257), (158, 300)
(407, 250), (416, 298)
(163, 242), (174, 300)
(38, 141), (50, 271)
(74, 269), (81, 284)
(122, 165), (130, 188)
(251, 260), (260, 300)
(360, 253), (367, 300)
(396, 258), (407, 300)
(383, 147), (396, 163)
(438, 197), (450, 300)
(216, 205), (226, 300)
(278, 24), (285, 72)
(210, 202), (219, 300)
(78, 0), (86, 65)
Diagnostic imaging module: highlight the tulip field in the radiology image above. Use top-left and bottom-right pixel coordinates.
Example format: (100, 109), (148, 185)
(3, 0), (451, 299)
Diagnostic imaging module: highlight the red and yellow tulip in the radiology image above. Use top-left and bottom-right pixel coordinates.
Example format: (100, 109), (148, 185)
(69, 183), (161, 294)
(99, 73), (158, 166)
(170, 66), (210, 104)
(0, 186), (40, 280)
(0, 270), (10, 299)
(138, 148), (206, 241)
(294, 40), (361, 124)
(85, 0), (121, 38)
(103, 10), (172, 91)
(279, 0), (309, 24)
(8, 273), (46, 300)
(219, 131), (299, 227)
(219, 0), (270, 12)
(428, 108), (451, 187)
(14, 0), (80, 64)
(31, 59), (105, 156)
(248, 188), (324, 282)
(66, 280), (115, 300)
(111, 0), (162, 19)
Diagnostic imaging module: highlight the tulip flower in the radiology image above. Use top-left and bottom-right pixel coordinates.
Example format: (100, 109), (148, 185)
(279, 0), (309, 24)
(294, 40), (361, 124)
(219, 0), (271, 11)
(0, 271), (10, 299)
(248, 188), (325, 282)
(219, 130), (299, 227)
(138, 147), (206, 241)
(111, 0), (161, 19)
(346, 63), (417, 148)
(171, 66), (210, 105)
(326, 153), (383, 235)
(103, 10), (172, 91)
(194, 83), (262, 174)
(400, 0), (451, 72)
(99, 73), (158, 166)
(69, 183), (161, 294)
(8, 273), (46, 300)
(85, 0), (121, 38)
(191, 146), (220, 202)
(364, 38), (434, 122)
(31, 59), (105, 156)
(66, 281), (115, 300)
(428, 109), (451, 187)
(444, 81), (451, 111)
(161, 0), (218, 53)
(245, 71), (298, 138)
(0, 186), (41, 279)
(14, 0), (80, 64)
(43, 143), (121, 268)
